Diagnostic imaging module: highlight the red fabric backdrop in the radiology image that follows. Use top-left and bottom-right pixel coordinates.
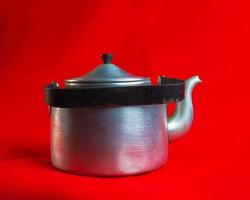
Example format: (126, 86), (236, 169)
(0, 0), (249, 199)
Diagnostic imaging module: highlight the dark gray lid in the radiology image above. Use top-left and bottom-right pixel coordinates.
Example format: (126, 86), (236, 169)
(65, 54), (151, 88)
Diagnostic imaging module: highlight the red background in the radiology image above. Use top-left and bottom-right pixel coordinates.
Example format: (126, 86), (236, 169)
(0, 0), (249, 199)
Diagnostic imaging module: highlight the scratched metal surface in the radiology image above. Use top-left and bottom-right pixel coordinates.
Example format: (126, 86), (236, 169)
(50, 104), (168, 176)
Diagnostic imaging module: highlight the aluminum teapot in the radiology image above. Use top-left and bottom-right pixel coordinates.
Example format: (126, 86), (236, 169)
(44, 54), (201, 176)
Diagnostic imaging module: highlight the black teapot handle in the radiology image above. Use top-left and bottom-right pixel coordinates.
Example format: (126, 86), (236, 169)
(44, 76), (184, 108)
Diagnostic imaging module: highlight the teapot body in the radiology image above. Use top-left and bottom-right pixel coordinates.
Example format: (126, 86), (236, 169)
(50, 104), (169, 176)
(45, 54), (200, 176)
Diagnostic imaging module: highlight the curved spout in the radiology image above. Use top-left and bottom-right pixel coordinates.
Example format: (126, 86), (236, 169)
(167, 76), (201, 142)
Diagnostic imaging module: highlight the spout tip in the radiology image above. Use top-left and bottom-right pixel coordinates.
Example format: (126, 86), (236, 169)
(190, 75), (202, 83)
(186, 75), (202, 88)
(196, 75), (202, 83)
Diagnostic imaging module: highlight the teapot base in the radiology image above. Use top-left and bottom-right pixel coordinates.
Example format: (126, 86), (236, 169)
(51, 158), (167, 177)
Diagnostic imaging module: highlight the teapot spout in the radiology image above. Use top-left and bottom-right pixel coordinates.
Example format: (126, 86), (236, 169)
(167, 75), (201, 142)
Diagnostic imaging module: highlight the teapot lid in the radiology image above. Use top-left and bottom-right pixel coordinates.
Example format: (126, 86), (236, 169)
(65, 54), (151, 88)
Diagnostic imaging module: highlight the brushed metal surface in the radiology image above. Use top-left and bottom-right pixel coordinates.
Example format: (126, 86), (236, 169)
(51, 104), (168, 176)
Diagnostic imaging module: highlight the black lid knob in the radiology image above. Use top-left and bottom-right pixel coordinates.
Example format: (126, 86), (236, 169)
(101, 53), (112, 64)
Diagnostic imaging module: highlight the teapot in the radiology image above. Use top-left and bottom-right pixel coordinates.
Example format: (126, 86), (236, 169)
(44, 54), (201, 176)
